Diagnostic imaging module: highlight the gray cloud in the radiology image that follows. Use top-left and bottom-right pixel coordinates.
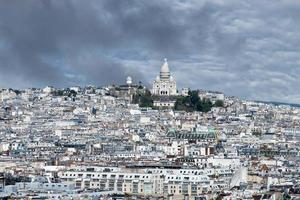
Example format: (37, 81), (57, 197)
(0, 0), (300, 103)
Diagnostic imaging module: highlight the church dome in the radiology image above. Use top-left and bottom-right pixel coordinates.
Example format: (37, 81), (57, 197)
(126, 76), (132, 85)
(160, 58), (170, 79)
(161, 58), (169, 73)
(156, 75), (160, 81)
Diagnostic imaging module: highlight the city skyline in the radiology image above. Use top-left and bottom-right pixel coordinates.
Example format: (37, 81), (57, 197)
(1, 0), (300, 104)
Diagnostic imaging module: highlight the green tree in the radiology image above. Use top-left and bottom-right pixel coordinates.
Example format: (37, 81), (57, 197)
(198, 99), (213, 112)
(68, 90), (77, 97)
(132, 89), (153, 108)
(139, 90), (153, 107)
(214, 100), (224, 107)
(174, 90), (213, 112)
(174, 96), (188, 111)
(189, 90), (200, 106)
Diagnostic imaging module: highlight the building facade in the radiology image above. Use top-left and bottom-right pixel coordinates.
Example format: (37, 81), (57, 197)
(57, 166), (232, 198)
(152, 59), (177, 96)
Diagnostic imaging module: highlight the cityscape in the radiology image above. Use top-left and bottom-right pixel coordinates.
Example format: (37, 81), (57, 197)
(0, 60), (299, 199)
(1, 0), (300, 200)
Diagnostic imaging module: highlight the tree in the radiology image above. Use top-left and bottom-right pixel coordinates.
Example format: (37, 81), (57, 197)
(205, 99), (213, 112)
(214, 100), (224, 107)
(174, 96), (188, 111)
(174, 90), (213, 112)
(189, 90), (200, 106)
(132, 89), (153, 108)
(139, 90), (153, 107)
(13, 90), (22, 95)
(68, 90), (77, 97)
(132, 93), (139, 104)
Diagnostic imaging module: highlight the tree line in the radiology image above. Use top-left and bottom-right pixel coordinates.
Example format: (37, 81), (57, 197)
(132, 89), (224, 112)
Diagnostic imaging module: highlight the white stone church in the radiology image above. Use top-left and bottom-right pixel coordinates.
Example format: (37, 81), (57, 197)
(152, 58), (177, 96)
(152, 59), (178, 108)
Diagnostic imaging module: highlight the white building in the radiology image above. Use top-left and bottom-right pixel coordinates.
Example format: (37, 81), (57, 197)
(152, 59), (177, 96)
(57, 166), (231, 197)
(43, 86), (54, 94)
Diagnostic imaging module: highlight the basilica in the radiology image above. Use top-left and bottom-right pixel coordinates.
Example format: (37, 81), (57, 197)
(152, 59), (177, 96)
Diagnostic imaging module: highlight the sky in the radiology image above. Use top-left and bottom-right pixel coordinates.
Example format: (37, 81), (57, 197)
(0, 0), (300, 103)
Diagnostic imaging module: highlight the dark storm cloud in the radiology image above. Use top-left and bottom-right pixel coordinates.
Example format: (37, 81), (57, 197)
(0, 0), (300, 103)
(0, 0), (146, 87)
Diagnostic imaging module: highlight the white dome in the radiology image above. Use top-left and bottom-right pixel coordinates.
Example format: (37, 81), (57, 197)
(160, 58), (170, 79)
(126, 76), (132, 85)
(156, 75), (160, 81)
(160, 58), (169, 73)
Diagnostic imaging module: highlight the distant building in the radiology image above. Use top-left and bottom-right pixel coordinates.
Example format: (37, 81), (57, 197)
(126, 76), (132, 85)
(152, 59), (177, 96)
(113, 76), (138, 101)
(153, 98), (176, 108)
(198, 90), (225, 103)
(181, 88), (189, 96)
(43, 86), (54, 93)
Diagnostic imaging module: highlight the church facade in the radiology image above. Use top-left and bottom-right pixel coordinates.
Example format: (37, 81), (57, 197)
(152, 59), (177, 96)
